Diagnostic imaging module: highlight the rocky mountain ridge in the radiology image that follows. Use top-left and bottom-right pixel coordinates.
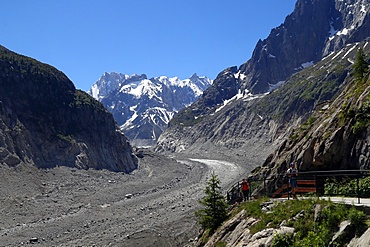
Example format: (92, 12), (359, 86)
(88, 72), (212, 146)
(239, 0), (370, 94)
(0, 46), (137, 172)
(157, 0), (370, 167)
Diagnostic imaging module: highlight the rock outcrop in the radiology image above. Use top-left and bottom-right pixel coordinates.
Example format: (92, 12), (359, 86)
(0, 46), (137, 172)
(349, 228), (370, 247)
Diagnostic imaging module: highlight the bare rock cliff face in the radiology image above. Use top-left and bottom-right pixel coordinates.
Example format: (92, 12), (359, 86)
(239, 0), (370, 94)
(0, 46), (137, 172)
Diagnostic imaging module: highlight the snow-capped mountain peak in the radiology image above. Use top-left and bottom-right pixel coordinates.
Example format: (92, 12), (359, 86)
(88, 72), (147, 100)
(87, 72), (212, 146)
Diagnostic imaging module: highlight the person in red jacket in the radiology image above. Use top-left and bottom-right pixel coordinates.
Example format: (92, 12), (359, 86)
(241, 179), (250, 201)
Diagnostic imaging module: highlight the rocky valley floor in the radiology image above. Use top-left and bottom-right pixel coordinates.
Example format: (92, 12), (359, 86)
(0, 149), (249, 247)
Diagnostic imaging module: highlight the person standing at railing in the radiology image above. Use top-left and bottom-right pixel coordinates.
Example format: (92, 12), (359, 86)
(241, 178), (250, 201)
(287, 162), (298, 199)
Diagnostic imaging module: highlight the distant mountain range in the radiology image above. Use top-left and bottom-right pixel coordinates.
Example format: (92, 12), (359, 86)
(88, 72), (212, 146)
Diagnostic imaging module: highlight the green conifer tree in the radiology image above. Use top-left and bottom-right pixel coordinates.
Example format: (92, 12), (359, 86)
(353, 47), (368, 82)
(195, 172), (229, 233)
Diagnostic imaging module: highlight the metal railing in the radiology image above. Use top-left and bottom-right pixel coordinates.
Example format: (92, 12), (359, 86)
(226, 169), (370, 204)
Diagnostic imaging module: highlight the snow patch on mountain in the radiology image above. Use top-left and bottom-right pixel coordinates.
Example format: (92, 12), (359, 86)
(215, 89), (266, 113)
(120, 79), (163, 99)
(234, 71), (247, 81)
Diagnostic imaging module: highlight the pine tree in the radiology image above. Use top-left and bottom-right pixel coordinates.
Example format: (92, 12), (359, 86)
(353, 47), (368, 82)
(195, 172), (229, 233)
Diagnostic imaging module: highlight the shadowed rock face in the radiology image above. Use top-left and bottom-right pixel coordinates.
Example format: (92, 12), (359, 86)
(0, 46), (137, 172)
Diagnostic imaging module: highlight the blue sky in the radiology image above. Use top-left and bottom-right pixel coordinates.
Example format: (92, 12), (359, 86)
(1, 1), (296, 91)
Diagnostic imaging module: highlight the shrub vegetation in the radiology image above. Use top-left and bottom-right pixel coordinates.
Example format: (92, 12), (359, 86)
(233, 198), (368, 247)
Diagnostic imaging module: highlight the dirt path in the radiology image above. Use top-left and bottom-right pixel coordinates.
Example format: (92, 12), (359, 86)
(0, 150), (246, 247)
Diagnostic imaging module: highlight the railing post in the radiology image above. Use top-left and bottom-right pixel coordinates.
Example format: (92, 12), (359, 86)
(315, 174), (318, 197)
(357, 177), (360, 204)
(287, 176), (290, 200)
